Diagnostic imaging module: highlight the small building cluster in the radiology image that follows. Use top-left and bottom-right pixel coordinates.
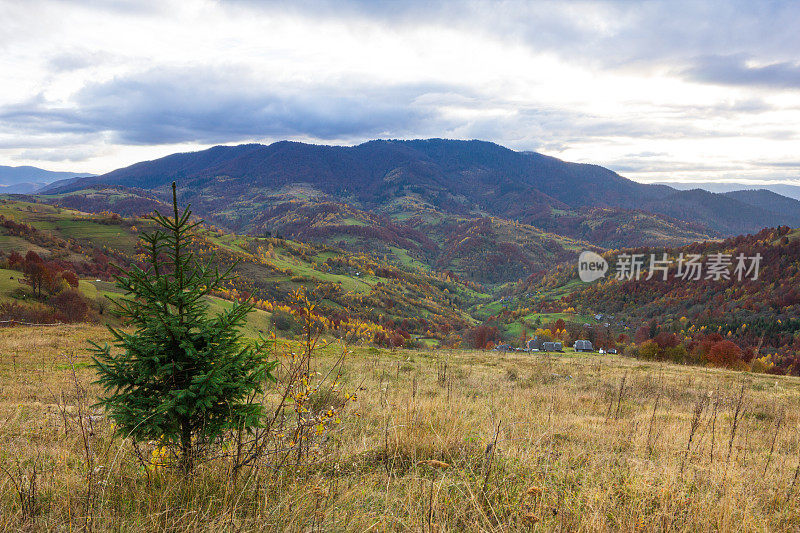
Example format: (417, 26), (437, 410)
(493, 337), (598, 354)
(542, 341), (563, 352)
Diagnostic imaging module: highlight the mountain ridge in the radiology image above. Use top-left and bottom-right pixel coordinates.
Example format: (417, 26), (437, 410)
(51, 139), (796, 236)
(40, 138), (800, 283)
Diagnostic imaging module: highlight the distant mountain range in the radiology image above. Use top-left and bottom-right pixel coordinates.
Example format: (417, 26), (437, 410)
(37, 139), (800, 284)
(655, 181), (800, 201)
(0, 165), (95, 193)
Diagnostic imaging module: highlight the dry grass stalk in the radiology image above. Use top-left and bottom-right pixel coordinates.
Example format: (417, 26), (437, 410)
(725, 381), (747, 480)
(681, 393), (709, 474)
(764, 408), (786, 477)
(709, 386), (720, 463)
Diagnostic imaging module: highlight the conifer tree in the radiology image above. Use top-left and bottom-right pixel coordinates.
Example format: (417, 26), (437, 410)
(92, 183), (274, 472)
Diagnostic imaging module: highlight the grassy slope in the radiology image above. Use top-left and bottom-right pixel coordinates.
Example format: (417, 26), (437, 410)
(0, 198), (482, 338)
(473, 278), (593, 340)
(0, 198), (376, 294)
(0, 265), (275, 334)
(1, 324), (800, 529)
(0, 199), (139, 254)
(0, 197), (380, 291)
(204, 295), (272, 337)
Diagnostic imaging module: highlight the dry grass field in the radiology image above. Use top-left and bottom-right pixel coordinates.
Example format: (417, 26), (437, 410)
(2, 325), (800, 531)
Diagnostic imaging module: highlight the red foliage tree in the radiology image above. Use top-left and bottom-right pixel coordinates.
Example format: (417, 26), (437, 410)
(469, 325), (500, 349)
(692, 333), (724, 361)
(25, 250), (42, 264)
(653, 332), (679, 349)
(706, 340), (744, 369)
(23, 260), (51, 298)
(49, 289), (89, 323)
(7, 251), (23, 267)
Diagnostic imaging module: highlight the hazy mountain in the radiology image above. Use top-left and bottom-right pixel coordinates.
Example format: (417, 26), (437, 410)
(0, 165), (94, 193)
(637, 188), (800, 235)
(654, 181), (800, 201)
(723, 189), (800, 225)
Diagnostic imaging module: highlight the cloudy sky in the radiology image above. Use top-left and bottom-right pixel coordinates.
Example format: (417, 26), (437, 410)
(1, 0), (800, 185)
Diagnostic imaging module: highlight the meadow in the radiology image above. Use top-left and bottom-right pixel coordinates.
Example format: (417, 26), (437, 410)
(1, 325), (800, 531)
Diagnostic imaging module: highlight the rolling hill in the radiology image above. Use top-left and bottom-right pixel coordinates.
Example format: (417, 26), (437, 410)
(34, 185), (717, 285)
(723, 189), (800, 224)
(659, 181), (800, 201)
(0, 197), (486, 346)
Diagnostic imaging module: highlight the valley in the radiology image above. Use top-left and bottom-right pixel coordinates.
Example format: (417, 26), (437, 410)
(1, 138), (798, 376)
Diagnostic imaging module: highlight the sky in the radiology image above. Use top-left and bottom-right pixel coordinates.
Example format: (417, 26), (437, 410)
(1, 0), (800, 186)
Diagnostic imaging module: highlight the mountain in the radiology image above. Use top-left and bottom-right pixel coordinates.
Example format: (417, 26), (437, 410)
(636, 188), (800, 235)
(50, 139), (799, 237)
(0, 165), (95, 193)
(45, 139), (800, 283)
(51, 140), (668, 216)
(723, 189), (800, 225)
(655, 181), (800, 201)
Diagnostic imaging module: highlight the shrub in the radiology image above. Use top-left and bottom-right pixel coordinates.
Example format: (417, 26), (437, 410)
(633, 340), (691, 364)
(706, 340), (745, 369)
(271, 309), (300, 333)
(7, 251), (23, 267)
(751, 355), (775, 374)
(637, 340), (660, 360)
(50, 289), (89, 323)
(60, 270), (79, 289)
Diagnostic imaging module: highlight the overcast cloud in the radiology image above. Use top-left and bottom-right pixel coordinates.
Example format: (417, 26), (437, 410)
(0, 0), (799, 185)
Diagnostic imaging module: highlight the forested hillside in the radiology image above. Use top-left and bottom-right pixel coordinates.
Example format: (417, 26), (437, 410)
(497, 226), (800, 373)
(0, 197), (486, 346)
(34, 183), (714, 285)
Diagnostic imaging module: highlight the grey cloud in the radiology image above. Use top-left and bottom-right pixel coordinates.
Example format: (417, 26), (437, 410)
(624, 151), (669, 158)
(659, 99), (774, 118)
(14, 147), (100, 162)
(47, 0), (167, 15)
(48, 50), (113, 72)
(760, 161), (800, 169)
(0, 132), (101, 149)
(228, 1), (800, 79)
(606, 159), (744, 174)
(0, 60), (784, 161)
(0, 67), (462, 145)
(684, 54), (800, 89)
